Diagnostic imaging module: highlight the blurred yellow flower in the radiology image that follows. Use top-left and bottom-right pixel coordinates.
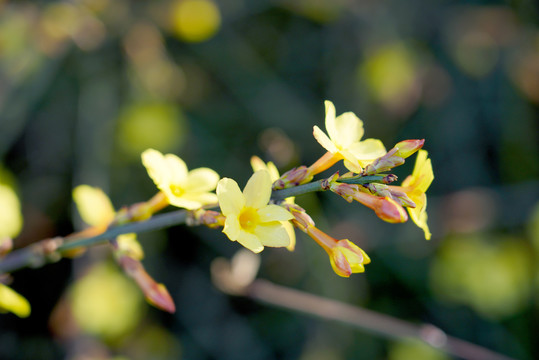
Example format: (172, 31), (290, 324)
(391, 149), (434, 239)
(250, 156), (296, 251)
(0, 183), (23, 239)
(142, 149), (219, 210)
(73, 185), (143, 260)
(70, 262), (144, 340)
(312, 100), (386, 173)
(217, 170), (293, 253)
(170, 0), (221, 43)
(0, 283), (31, 318)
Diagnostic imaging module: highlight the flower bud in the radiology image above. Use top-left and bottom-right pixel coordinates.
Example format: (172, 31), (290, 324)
(394, 139), (424, 159)
(374, 197), (408, 224)
(118, 256), (176, 313)
(329, 239), (371, 277)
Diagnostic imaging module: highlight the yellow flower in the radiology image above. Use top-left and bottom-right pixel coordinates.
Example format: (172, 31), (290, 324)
(312, 100), (386, 173)
(0, 283), (31, 318)
(250, 156), (296, 251)
(394, 149), (434, 239)
(73, 185), (144, 260)
(0, 183), (23, 239)
(306, 226), (370, 277)
(142, 149), (219, 210)
(217, 170), (293, 253)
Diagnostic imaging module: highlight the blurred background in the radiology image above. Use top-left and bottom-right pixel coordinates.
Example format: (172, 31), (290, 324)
(1, 0), (538, 359)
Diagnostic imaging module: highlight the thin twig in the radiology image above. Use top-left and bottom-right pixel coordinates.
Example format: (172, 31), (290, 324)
(246, 279), (516, 360)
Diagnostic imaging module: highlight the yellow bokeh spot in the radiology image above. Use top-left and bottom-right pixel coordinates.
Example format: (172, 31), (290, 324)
(361, 43), (418, 106)
(430, 234), (532, 319)
(389, 339), (450, 360)
(117, 102), (186, 158)
(70, 262), (144, 341)
(0, 183), (23, 239)
(170, 0), (221, 43)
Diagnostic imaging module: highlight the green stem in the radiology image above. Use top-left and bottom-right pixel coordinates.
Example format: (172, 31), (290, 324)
(0, 173), (386, 274)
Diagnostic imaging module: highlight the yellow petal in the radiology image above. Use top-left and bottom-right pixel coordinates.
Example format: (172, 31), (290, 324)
(333, 112), (364, 148)
(0, 283), (31, 318)
(341, 150), (363, 173)
(254, 222), (290, 248)
(163, 153), (188, 185)
(180, 192), (218, 206)
(250, 156), (280, 182)
(349, 139), (387, 164)
(73, 185), (116, 227)
(217, 178), (245, 215)
(237, 230), (264, 253)
(243, 170), (272, 209)
(313, 125), (338, 153)
(223, 216), (241, 240)
(324, 100), (338, 142)
(407, 193), (431, 240)
(185, 168), (220, 193)
(141, 149), (168, 186)
(257, 204), (293, 222)
(283, 221), (296, 251)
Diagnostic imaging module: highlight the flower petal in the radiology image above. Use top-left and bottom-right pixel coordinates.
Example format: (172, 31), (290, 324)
(253, 222), (290, 248)
(313, 125), (338, 153)
(237, 230), (264, 253)
(257, 204), (293, 222)
(164, 154), (188, 185)
(167, 196), (207, 210)
(185, 168), (220, 192)
(243, 170), (272, 209)
(223, 216), (241, 240)
(72, 185), (116, 227)
(349, 139), (387, 164)
(250, 156), (280, 181)
(0, 284), (30, 318)
(333, 112), (364, 148)
(282, 221), (296, 251)
(324, 100), (338, 142)
(141, 149), (168, 186)
(217, 178), (245, 215)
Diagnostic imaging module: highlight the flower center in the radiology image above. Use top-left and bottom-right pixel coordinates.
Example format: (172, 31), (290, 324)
(239, 207), (260, 232)
(169, 184), (184, 197)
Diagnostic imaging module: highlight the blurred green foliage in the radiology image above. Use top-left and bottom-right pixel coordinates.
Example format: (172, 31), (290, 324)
(1, 0), (538, 359)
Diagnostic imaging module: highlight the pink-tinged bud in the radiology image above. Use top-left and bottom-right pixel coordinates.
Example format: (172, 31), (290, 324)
(374, 197), (408, 223)
(187, 209), (225, 228)
(329, 182), (360, 203)
(352, 191), (408, 223)
(363, 148), (405, 175)
(305, 226), (370, 277)
(273, 166), (312, 190)
(285, 204), (315, 231)
(118, 256), (176, 313)
(394, 139), (424, 159)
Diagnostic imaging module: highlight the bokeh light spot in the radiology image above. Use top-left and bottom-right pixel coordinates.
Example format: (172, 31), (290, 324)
(170, 0), (221, 43)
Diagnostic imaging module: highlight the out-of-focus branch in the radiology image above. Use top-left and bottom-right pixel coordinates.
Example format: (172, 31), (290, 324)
(0, 210), (188, 274)
(211, 251), (516, 360)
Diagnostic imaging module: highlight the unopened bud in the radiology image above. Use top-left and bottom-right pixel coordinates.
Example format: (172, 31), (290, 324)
(394, 139), (424, 159)
(374, 197), (408, 223)
(273, 166), (312, 190)
(285, 204), (314, 231)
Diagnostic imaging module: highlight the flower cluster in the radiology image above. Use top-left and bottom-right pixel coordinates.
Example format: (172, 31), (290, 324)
(0, 100), (433, 317)
(133, 100), (433, 280)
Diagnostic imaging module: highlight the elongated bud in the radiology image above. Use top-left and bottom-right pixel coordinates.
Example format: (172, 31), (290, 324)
(118, 256), (176, 313)
(352, 191), (408, 223)
(374, 197), (408, 223)
(363, 183), (416, 208)
(363, 148), (404, 175)
(273, 166), (312, 190)
(394, 139), (424, 159)
(187, 209), (225, 228)
(284, 204), (315, 231)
